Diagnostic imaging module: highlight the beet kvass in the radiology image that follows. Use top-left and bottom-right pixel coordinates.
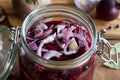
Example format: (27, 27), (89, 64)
(20, 4), (97, 80)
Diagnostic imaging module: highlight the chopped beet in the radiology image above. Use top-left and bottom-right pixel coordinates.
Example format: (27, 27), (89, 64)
(19, 20), (95, 80)
(26, 21), (92, 60)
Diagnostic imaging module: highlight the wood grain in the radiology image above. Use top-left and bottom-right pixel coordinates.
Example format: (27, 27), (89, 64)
(0, 0), (120, 80)
(94, 17), (120, 39)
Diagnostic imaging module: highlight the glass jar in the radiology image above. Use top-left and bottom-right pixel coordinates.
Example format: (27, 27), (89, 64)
(0, 4), (118, 80)
(0, 25), (18, 80)
(20, 4), (97, 80)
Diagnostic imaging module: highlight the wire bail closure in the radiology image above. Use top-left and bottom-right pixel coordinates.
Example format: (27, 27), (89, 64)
(8, 26), (21, 57)
(9, 26), (21, 44)
(97, 29), (119, 65)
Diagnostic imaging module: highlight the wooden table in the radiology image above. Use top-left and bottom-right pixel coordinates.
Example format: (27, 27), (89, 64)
(0, 0), (120, 80)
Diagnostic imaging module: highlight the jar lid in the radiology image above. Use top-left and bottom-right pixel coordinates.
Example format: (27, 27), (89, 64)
(0, 25), (19, 80)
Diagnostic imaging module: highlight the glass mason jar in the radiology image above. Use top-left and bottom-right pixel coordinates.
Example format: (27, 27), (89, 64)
(0, 4), (118, 80)
(20, 4), (97, 80)
(0, 25), (18, 80)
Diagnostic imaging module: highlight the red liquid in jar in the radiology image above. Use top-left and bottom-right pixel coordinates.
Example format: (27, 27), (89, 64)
(19, 21), (95, 80)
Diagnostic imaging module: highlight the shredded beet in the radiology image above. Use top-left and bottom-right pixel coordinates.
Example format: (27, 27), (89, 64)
(26, 21), (91, 60)
(21, 21), (94, 80)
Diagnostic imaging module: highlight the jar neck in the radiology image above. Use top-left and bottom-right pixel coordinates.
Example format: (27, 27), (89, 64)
(22, 4), (97, 70)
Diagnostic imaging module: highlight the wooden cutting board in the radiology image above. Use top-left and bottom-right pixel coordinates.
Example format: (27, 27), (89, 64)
(93, 16), (120, 40)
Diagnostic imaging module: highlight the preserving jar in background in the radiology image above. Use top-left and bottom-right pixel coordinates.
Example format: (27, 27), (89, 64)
(0, 25), (18, 80)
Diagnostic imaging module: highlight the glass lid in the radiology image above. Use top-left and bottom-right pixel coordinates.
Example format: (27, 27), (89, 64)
(0, 25), (19, 80)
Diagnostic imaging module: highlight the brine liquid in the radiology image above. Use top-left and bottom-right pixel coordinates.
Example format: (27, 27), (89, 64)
(19, 21), (96, 80)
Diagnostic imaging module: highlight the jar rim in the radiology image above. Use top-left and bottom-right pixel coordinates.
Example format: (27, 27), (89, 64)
(22, 4), (97, 70)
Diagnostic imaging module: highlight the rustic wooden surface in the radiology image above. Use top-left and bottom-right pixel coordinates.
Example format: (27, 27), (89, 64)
(0, 0), (120, 80)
